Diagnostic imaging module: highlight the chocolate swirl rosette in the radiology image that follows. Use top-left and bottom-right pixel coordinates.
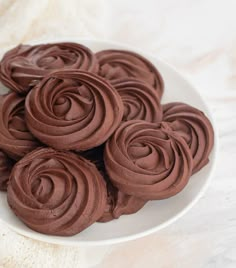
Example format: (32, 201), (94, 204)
(0, 92), (39, 160)
(0, 42), (99, 94)
(0, 150), (14, 191)
(104, 120), (193, 200)
(81, 145), (146, 222)
(25, 70), (124, 150)
(113, 78), (162, 122)
(7, 148), (107, 236)
(163, 102), (214, 173)
(96, 49), (164, 98)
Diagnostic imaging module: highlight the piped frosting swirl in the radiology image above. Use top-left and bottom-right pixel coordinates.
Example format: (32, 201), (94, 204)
(104, 120), (193, 200)
(96, 49), (164, 98)
(0, 42), (99, 94)
(113, 78), (162, 122)
(7, 148), (107, 236)
(25, 70), (124, 150)
(163, 102), (214, 173)
(0, 92), (39, 160)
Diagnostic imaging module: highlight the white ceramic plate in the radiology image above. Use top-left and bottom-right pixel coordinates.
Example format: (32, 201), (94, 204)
(0, 39), (218, 246)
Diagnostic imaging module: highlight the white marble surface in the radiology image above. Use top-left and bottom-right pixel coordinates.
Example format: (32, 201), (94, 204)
(0, 0), (236, 267)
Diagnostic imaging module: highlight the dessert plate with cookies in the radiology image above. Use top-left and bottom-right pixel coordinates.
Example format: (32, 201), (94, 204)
(0, 39), (218, 245)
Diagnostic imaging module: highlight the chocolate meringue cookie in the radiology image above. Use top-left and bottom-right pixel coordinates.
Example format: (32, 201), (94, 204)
(163, 102), (214, 173)
(113, 78), (162, 122)
(25, 70), (124, 151)
(0, 42), (99, 94)
(104, 120), (193, 200)
(0, 150), (14, 191)
(96, 49), (164, 98)
(0, 92), (39, 160)
(7, 148), (107, 236)
(81, 145), (146, 222)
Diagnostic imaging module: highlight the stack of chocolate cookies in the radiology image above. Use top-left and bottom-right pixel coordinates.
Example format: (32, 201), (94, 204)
(0, 42), (214, 236)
